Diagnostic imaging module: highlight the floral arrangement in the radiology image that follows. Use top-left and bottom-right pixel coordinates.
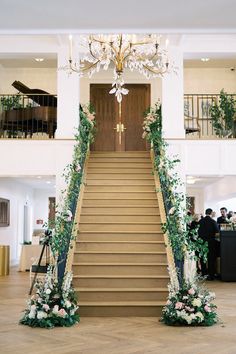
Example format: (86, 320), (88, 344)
(143, 102), (208, 263)
(161, 278), (218, 326)
(20, 267), (79, 328)
(230, 214), (236, 229)
(20, 104), (95, 329)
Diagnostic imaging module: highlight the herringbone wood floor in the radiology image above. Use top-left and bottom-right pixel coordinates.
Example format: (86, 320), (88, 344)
(0, 268), (236, 354)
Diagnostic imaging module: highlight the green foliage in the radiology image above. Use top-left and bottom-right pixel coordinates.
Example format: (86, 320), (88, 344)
(0, 95), (23, 110)
(50, 105), (95, 258)
(143, 103), (208, 262)
(210, 89), (236, 137)
(161, 277), (218, 326)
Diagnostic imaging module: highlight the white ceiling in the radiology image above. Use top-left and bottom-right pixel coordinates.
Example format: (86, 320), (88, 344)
(8, 176), (56, 191)
(186, 176), (224, 188)
(0, 0), (236, 34)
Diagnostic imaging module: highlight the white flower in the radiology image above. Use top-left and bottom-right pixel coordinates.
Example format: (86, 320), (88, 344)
(37, 297), (42, 304)
(64, 300), (71, 308)
(192, 298), (202, 307)
(43, 304), (50, 311)
(195, 312), (204, 322)
(30, 304), (36, 311)
(169, 207), (175, 215)
(37, 311), (48, 320)
(52, 305), (59, 314)
(28, 311), (36, 319)
(45, 289), (51, 295)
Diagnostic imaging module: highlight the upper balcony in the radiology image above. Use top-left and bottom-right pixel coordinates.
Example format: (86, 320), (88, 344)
(184, 93), (236, 139)
(0, 93), (57, 139)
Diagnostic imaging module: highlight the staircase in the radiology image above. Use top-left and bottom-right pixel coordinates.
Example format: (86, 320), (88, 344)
(72, 151), (169, 316)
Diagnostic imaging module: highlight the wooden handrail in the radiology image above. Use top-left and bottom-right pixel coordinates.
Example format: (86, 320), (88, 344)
(65, 149), (90, 273)
(150, 148), (179, 290)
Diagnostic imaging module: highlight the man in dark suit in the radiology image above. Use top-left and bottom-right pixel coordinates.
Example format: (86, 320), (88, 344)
(217, 207), (229, 225)
(198, 208), (219, 280)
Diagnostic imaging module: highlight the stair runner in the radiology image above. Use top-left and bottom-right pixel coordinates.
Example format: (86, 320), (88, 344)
(72, 151), (169, 316)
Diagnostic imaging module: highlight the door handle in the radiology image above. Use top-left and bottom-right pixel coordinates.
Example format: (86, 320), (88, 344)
(113, 122), (126, 144)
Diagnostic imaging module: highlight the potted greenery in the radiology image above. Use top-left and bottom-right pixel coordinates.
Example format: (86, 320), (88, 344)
(210, 89), (236, 138)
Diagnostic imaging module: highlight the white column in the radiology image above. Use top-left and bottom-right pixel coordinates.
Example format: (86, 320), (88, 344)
(56, 46), (80, 139)
(162, 46), (185, 139)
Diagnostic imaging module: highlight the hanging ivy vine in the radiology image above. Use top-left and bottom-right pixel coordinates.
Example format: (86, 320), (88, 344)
(143, 102), (208, 263)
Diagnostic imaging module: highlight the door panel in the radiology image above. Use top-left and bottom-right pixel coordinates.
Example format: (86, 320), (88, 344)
(90, 83), (150, 151)
(122, 84), (150, 151)
(90, 84), (117, 151)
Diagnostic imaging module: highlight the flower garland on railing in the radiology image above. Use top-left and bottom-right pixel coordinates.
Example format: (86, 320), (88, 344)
(143, 103), (218, 326)
(143, 102), (208, 264)
(20, 104), (95, 329)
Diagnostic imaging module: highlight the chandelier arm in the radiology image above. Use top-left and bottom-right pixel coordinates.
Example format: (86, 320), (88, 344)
(142, 63), (167, 76)
(80, 60), (101, 73)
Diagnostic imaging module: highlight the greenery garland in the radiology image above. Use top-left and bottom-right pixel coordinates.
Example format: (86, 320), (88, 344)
(143, 103), (218, 326)
(143, 102), (208, 263)
(20, 104), (95, 328)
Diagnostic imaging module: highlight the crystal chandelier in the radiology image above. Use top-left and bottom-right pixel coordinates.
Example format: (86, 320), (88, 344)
(65, 34), (172, 102)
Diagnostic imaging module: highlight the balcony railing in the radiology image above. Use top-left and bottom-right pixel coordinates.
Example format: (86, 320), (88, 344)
(184, 94), (236, 139)
(0, 94), (57, 139)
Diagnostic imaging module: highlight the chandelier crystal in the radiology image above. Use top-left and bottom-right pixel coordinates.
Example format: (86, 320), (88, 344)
(65, 34), (173, 102)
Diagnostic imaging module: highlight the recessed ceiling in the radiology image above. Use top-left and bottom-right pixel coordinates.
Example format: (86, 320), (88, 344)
(186, 176), (224, 188)
(0, 53), (57, 68)
(184, 52), (236, 68)
(0, 0), (236, 34)
(4, 176), (56, 191)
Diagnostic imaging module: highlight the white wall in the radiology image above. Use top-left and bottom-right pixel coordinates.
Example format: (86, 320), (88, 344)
(184, 68), (236, 94)
(33, 189), (55, 230)
(0, 178), (34, 264)
(186, 187), (205, 215)
(0, 67), (57, 94)
(167, 139), (236, 176)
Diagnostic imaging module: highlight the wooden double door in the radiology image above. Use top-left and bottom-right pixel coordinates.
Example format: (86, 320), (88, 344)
(90, 84), (150, 151)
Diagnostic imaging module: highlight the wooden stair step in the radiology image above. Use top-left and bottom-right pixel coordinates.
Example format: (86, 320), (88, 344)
(80, 214), (160, 222)
(72, 263), (168, 275)
(85, 185), (155, 192)
(76, 241), (166, 252)
(80, 208), (159, 215)
(78, 232), (164, 241)
(87, 174), (154, 179)
(87, 169), (153, 174)
(82, 199), (158, 206)
(76, 288), (168, 302)
(86, 179), (155, 185)
(74, 251), (167, 263)
(73, 275), (169, 288)
(78, 301), (165, 317)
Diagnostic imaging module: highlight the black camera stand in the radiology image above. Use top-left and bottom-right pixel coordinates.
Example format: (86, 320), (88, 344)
(29, 236), (50, 295)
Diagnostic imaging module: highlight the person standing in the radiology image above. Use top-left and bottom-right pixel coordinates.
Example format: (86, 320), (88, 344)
(198, 208), (219, 280)
(217, 207), (229, 225)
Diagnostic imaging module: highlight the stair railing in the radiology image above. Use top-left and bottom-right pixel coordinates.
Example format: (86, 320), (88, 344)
(150, 148), (179, 290)
(65, 151), (90, 273)
(55, 106), (95, 282)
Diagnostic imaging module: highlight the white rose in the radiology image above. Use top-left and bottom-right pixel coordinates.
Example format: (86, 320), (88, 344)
(195, 312), (204, 322)
(37, 311), (47, 320)
(192, 298), (202, 307)
(45, 289), (51, 295)
(52, 305), (59, 314)
(64, 300), (71, 308)
(28, 311), (36, 319)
